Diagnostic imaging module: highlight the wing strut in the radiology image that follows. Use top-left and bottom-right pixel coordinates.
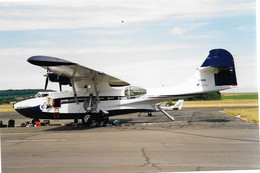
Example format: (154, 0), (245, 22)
(156, 105), (175, 121)
(70, 78), (79, 104)
(93, 79), (100, 103)
(70, 66), (79, 104)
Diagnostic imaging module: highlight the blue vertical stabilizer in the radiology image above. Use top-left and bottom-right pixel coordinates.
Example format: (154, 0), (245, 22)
(201, 49), (237, 86)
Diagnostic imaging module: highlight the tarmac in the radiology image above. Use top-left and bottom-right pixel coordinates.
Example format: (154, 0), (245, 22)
(1, 107), (259, 173)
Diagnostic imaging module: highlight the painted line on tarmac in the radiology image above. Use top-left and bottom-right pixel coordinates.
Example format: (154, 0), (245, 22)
(5, 139), (67, 143)
(1, 133), (37, 136)
(141, 122), (174, 125)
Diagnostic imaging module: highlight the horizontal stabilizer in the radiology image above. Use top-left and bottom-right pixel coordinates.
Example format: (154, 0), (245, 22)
(172, 99), (184, 110)
(157, 99), (184, 111)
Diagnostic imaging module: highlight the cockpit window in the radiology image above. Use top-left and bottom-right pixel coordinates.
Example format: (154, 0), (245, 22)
(35, 92), (49, 98)
(35, 93), (41, 98)
(125, 86), (147, 98)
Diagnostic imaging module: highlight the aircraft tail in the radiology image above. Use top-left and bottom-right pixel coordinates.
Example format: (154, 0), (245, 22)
(157, 99), (184, 111)
(200, 49), (237, 86)
(172, 99), (184, 110)
(183, 49), (237, 94)
(146, 48), (237, 99)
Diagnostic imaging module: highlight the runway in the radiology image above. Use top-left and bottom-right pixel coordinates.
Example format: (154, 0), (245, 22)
(1, 108), (259, 173)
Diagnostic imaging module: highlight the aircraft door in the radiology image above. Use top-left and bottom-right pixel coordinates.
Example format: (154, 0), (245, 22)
(53, 99), (61, 108)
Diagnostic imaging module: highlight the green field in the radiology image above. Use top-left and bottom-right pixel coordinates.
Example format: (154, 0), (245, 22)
(221, 93), (258, 100)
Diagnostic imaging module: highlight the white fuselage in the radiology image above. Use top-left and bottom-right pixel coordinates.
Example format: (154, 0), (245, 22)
(14, 79), (231, 120)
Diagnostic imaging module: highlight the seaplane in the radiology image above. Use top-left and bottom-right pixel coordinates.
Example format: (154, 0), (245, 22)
(14, 49), (237, 126)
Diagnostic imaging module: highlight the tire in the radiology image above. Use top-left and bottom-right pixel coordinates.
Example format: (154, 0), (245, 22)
(82, 114), (92, 126)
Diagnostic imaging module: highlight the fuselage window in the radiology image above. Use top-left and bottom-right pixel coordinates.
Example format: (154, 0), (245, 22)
(125, 86), (147, 98)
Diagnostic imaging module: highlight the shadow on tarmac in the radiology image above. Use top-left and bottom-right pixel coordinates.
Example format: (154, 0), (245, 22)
(43, 117), (171, 132)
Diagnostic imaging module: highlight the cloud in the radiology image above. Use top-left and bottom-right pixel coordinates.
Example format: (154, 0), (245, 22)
(79, 28), (138, 35)
(0, 0), (256, 92)
(169, 22), (211, 38)
(188, 22), (209, 30)
(23, 40), (54, 46)
(0, 45), (257, 91)
(236, 25), (255, 32)
(0, 43), (203, 59)
(169, 27), (186, 36)
(0, 42), (206, 90)
(183, 34), (212, 39)
(99, 39), (130, 45)
(0, 0), (254, 31)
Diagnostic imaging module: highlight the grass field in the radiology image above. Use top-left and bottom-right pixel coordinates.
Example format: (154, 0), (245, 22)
(182, 99), (258, 108)
(221, 93), (258, 100)
(0, 103), (15, 112)
(223, 108), (259, 124)
(178, 92), (259, 124)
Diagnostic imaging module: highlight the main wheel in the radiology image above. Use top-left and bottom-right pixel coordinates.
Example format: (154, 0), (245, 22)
(82, 114), (92, 126)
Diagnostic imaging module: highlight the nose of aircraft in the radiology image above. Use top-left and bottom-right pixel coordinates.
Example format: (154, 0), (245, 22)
(14, 99), (28, 110)
(13, 98), (43, 119)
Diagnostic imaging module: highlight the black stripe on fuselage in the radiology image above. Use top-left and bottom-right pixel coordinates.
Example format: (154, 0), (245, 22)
(16, 108), (153, 120)
(60, 96), (126, 103)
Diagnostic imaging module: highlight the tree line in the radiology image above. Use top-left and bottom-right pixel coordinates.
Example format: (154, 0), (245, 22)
(184, 91), (221, 101)
(0, 89), (47, 105)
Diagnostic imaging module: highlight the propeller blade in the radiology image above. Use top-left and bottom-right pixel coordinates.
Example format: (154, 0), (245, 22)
(59, 83), (62, 92)
(44, 76), (49, 91)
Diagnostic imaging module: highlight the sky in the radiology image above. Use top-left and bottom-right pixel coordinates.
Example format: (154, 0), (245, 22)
(0, 0), (257, 93)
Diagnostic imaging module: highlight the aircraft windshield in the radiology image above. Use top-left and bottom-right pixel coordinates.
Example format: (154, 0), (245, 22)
(35, 92), (49, 98)
(125, 86), (147, 98)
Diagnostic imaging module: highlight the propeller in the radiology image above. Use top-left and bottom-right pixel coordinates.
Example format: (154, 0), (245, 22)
(44, 69), (50, 91)
(43, 70), (70, 92)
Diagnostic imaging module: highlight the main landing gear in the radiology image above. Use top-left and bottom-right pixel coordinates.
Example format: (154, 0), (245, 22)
(82, 110), (109, 127)
(82, 114), (92, 126)
(81, 82), (109, 126)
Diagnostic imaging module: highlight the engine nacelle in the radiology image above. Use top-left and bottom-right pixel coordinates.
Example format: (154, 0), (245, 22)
(47, 73), (71, 85)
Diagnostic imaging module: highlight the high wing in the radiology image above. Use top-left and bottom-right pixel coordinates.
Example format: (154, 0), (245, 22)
(27, 56), (130, 87)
